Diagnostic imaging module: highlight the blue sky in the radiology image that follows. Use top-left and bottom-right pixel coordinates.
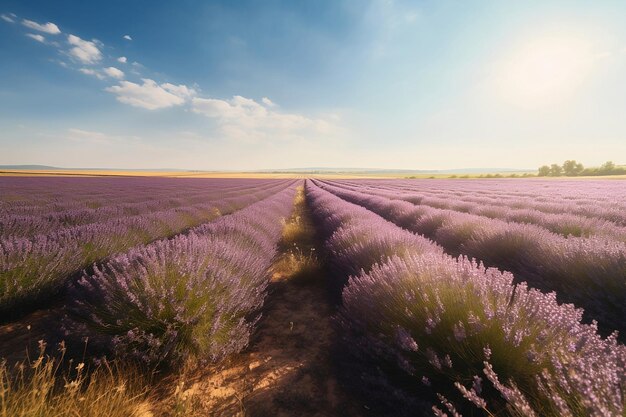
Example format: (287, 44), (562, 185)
(1, 0), (625, 170)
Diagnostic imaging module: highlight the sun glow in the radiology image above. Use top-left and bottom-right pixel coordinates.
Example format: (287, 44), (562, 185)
(495, 33), (596, 108)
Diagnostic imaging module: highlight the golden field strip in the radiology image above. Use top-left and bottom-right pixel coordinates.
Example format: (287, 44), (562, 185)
(2, 169), (625, 180)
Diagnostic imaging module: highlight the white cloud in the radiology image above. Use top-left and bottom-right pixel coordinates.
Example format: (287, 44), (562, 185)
(117, 56), (127, 63)
(103, 66), (124, 79)
(192, 96), (266, 120)
(191, 95), (336, 142)
(161, 83), (196, 99)
(79, 68), (105, 80)
(25, 33), (45, 43)
(123, 34), (132, 41)
(67, 34), (102, 64)
(68, 128), (112, 144)
(261, 97), (276, 107)
(22, 19), (60, 34)
(1, 13), (16, 23)
(105, 78), (194, 110)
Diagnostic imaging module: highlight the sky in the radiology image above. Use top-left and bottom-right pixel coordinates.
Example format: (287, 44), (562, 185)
(1, 0), (625, 170)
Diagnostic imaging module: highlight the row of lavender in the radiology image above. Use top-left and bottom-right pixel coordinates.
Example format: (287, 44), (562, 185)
(337, 179), (626, 227)
(0, 177), (269, 211)
(67, 184), (297, 367)
(307, 181), (625, 417)
(351, 178), (626, 207)
(0, 178), (293, 315)
(1, 178), (285, 238)
(332, 180), (626, 239)
(317, 180), (626, 336)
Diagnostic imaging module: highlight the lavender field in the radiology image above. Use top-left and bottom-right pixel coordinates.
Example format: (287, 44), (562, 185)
(0, 176), (625, 417)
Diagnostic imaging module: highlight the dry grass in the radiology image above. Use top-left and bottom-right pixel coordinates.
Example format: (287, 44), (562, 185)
(0, 169), (419, 179)
(281, 216), (308, 244)
(0, 341), (153, 417)
(280, 187), (309, 242)
(151, 371), (201, 417)
(272, 186), (321, 283)
(273, 246), (320, 283)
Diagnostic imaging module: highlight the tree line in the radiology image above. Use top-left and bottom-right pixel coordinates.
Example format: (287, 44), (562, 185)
(538, 160), (626, 177)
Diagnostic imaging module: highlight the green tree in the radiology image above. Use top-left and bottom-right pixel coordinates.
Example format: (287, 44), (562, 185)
(600, 161), (616, 174)
(562, 160), (584, 176)
(549, 164), (563, 176)
(538, 165), (550, 176)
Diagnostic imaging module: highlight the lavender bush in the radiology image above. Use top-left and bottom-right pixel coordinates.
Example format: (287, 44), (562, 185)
(0, 180), (293, 315)
(316, 180), (626, 336)
(335, 178), (626, 216)
(0, 177), (287, 233)
(307, 181), (626, 417)
(342, 254), (625, 417)
(68, 185), (297, 367)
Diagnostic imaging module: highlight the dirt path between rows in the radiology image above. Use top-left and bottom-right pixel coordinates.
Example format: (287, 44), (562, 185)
(189, 269), (359, 416)
(182, 187), (366, 416)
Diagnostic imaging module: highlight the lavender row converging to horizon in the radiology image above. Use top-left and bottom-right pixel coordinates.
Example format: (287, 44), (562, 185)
(0, 177), (289, 237)
(306, 180), (625, 417)
(317, 179), (626, 337)
(0, 177), (294, 315)
(68, 183), (298, 366)
(336, 178), (626, 224)
(331, 179), (626, 240)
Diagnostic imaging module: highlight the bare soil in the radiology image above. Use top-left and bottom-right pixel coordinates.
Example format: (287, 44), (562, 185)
(185, 270), (363, 416)
(0, 307), (69, 364)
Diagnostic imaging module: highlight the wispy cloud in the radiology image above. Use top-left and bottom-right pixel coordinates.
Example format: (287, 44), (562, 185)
(105, 79), (195, 110)
(68, 128), (113, 144)
(192, 96), (266, 120)
(191, 95), (335, 142)
(25, 33), (45, 43)
(67, 128), (141, 145)
(67, 34), (102, 64)
(22, 19), (60, 34)
(103, 66), (124, 79)
(1, 13), (16, 23)
(261, 97), (276, 107)
(7, 11), (342, 147)
(160, 83), (196, 99)
(79, 68), (105, 80)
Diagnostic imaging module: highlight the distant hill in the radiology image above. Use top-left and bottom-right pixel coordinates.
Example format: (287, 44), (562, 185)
(0, 165), (188, 172)
(0, 165), (534, 175)
(0, 164), (61, 170)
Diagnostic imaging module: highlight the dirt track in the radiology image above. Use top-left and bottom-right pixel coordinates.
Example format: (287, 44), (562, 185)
(186, 187), (366, 416)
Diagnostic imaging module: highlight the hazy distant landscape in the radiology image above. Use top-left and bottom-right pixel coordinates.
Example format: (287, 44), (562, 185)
(1, 1), (625, 416)
(0, 164), (534, 174)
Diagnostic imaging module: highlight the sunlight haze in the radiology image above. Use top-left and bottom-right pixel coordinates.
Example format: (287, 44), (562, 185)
(1, 0), (625, 170)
